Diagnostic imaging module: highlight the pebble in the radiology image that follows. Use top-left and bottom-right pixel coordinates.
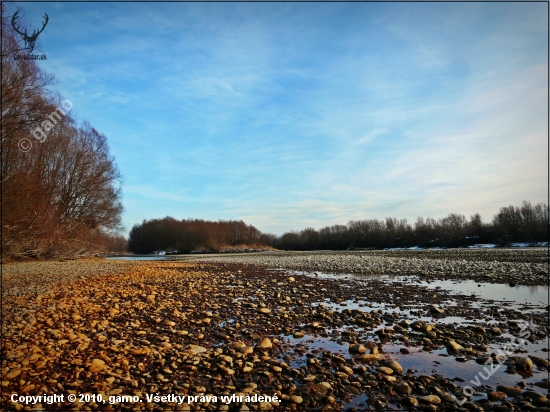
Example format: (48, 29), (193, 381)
(257, 338), (272, 349)
(2, 255), (547, 411)
(515, 357), (534, 371)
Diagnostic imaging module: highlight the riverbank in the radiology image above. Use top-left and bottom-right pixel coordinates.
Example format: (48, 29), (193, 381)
(2, 257), (548, 411)
(176, 249), (549, 286)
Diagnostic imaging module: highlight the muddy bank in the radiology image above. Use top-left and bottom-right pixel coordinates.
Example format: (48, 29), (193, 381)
(180, 249), (549, 286)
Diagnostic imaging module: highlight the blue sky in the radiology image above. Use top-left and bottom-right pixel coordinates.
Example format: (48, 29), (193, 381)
(20, 2), (548, 235)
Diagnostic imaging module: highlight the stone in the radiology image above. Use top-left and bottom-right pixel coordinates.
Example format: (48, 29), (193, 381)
(417, 395), (441, 404)
(258, 402), (273, 411)
(289, 395), (303, 404)
(430, 305), (445, 314)
(376, 366), (393, 375)
(306, 383), (330, 395)
(5, 369), (21, 380)
(130, 348), (150, 356)
(258, 308), (271, 314)
(405, 397), (419, 407)
(529, 356), (549, 367)
(490, 327), (502, 335)
(89, 358), (106, 373)
(394, 382), (412, 395)
(445, 339), (463, 352)
(515, 357), (534, 372)
(241, 346), (254, 355)
(496, 385), (523, 397)
(358, 353), (381, 362)
(257, 338), (272, 349)
(228, 342), (246, 351)
(382, 360), (403, 373)
(186, 346), (207, 355)
(349, 344), (366, 354)
(487, 391), (507, 402)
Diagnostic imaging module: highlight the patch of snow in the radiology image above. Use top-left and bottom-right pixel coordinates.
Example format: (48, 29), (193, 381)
(468, 244), (498, 248)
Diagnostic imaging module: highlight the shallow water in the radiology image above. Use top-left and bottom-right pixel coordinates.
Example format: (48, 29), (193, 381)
(421, 279), (548, 305)
(107, 255), (175, 260)
(291, 270), (548, 307)
(277, 268), (549, 409)
(278, 326), (550, 407)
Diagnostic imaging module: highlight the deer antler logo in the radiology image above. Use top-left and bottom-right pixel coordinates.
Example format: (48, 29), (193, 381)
(11, 11), (49, 54)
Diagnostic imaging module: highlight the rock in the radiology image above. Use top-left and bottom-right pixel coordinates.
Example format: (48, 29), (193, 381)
(339, 365), (353, 375)
(349, 343), (366, 354)
(241, 346), (254, 355)
(186, 346), (207, 355)
(404, 397), (419, 407)
(487, 391), (507, 401)
(475, 355), (491, 364)
(288, 277), (295, 282)
(376, 366), (394, 375)
(430, 305), (445, 314)
(130, 348), (150, 356)
(293, 331), (304, 338)
(490, 327), (502, 335)
(496, 385), (523, 397)
(89, 358), (106, 373)
(289, 395), (303, 404)
(529, 355), (549, 367)
(5, 369), (21, 380)
(417, 395), (441, 404)
(423, 324), (435, 332)
(515, 357), (534, 372)
(306, 383), (330, 395)
(398, 320), (410, 328)
(444, 339), (463, 352)
(394, 382), (412, 395)
(258, 401), (273, 411)
(358, 353), (381, 362)
(335, 371), (348, 380)
(325, 396), (336, 404)
(382, 360), (403, 373)
(228, 342), (246, 351)
(257, 338), (272, 349)
(524, 392), (549, 406)
(258, 308), (271, 314)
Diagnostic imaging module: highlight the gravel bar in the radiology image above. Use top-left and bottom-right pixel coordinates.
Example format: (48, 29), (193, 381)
(179, 249), (549, 286)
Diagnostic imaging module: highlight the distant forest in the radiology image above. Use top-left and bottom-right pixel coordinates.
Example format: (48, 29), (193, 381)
(128, 201), (548, 254)
(128, 218), (268, 254)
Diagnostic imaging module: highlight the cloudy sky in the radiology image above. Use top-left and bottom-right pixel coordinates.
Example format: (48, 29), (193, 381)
(21, 2), (548, 235)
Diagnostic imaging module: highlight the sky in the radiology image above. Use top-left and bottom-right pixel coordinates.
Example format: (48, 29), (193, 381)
(18, 2), (549, 235)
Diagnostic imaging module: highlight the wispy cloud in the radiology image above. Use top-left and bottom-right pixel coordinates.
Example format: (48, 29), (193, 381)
(22, 2), (547, 235)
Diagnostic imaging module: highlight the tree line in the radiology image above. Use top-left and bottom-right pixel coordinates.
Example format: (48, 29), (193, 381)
(2, 5), (124, 259)
(271, 201), (548, 250)
(127, 201), (547, 254)
(128, 218), (268, 254)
